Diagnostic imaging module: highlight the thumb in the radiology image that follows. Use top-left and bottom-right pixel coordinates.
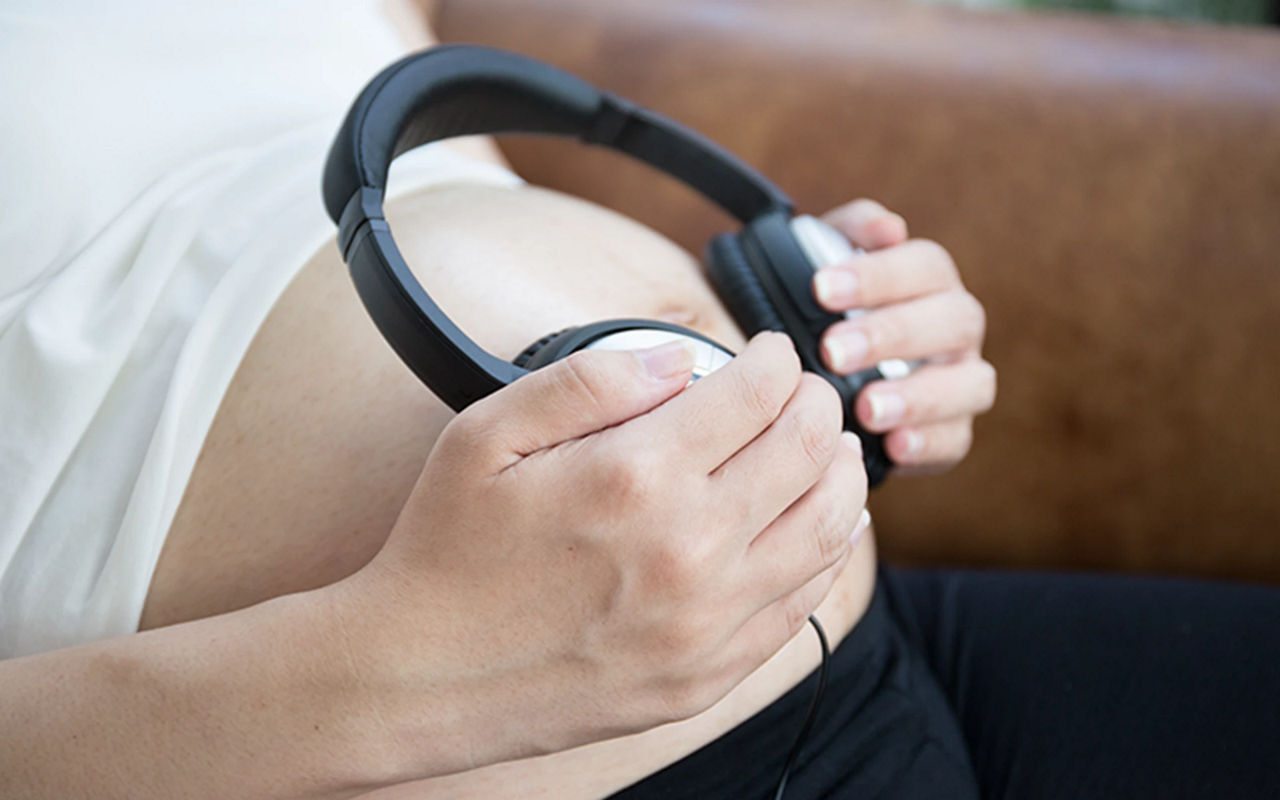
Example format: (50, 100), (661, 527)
(472, 340), (696, 460)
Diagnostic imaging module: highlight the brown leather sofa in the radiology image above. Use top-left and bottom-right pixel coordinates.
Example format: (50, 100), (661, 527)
(426, 0), (1280, 584)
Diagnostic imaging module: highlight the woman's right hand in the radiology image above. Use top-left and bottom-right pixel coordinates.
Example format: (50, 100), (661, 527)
(335, 331), (869, 780)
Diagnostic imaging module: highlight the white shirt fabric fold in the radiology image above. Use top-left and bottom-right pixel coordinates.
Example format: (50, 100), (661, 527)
(0, 0), (521, 657)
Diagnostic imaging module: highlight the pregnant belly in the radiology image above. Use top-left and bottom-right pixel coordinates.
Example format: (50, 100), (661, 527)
(144, 182), (877, 796)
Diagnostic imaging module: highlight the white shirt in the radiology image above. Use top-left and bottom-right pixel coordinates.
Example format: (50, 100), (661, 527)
(0, 0), (520, 657)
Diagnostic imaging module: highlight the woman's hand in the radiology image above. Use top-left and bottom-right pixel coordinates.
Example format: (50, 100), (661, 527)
(812, 199), (997, 474)
(337, 333), (870, 781)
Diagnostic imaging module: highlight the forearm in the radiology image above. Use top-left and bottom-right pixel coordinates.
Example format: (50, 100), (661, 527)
(1, 588), (395, 800)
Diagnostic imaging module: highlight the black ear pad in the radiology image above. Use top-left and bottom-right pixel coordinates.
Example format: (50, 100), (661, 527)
(514, 328), (578, 370)
(705, 233), (787, 337)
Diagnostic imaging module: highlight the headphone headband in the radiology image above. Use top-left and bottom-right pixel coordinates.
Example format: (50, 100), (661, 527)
(323, 45), (792, 232)
(323, 45), (794, 411)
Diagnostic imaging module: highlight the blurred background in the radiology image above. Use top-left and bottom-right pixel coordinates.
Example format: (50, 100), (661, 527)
(918, 0), (1277, 26)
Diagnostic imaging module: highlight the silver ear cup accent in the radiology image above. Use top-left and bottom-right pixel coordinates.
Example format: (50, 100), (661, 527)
(581, 328), (734, 384)
(790, 213), (864, 270)
(788, 214), (920, 379)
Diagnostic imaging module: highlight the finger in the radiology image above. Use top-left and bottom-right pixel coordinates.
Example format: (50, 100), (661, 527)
(812, 239), (961, 313)
(725, 526), (863, 675)
(456, 340), (695, 467)
(856, 358), (997, 432)
(821, 198), (908, 251)
(744, 432), (867, 600)
(636, 331), (801, 474)
(820, 289), (986, 374)
(709, 374), (844, 533)
(885, 419), (974, 469)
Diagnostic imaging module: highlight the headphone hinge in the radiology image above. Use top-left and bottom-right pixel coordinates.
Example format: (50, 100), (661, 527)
(583, 91), (637, 148)
(337, 187), (387, 258)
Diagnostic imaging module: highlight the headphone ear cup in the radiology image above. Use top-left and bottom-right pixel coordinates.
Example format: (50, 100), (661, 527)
(708, 228), (895, 489)
(705, 233), (786, 337)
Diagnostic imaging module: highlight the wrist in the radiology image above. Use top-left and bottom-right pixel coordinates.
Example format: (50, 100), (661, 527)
(322, 560), (605, 783)
(233, 585), (410, 796)
(316, 563), (493, 784)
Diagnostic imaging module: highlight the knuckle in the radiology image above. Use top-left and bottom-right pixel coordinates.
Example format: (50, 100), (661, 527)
(836, 439), (870, 501)
(439, 408), (489, 455)
(848, 198), (888, 227)
(759, 331), (802, 376)
(802, 371), (843, 413)
(733, 360), (790, 423)
(890, 387), (928, 427)
(809, 497), (847, 570)
(975, 359), (998, 410)
(597, 452), (657, 508)
(790, 380), (842, 469)
(794, 416), (837, 473)
(642, 537), (706, 596)
(914, 238), (959, 279)
(825, 198), (870, 228)
(868, 213), (907, 246)
(556, 351), (611, 413)
(652, 612), (715, 667)
(867, 313), (906, 359)
(812, 480), (859, 568)
(781, 591), (817, 640)
(956, 291), (987, 344)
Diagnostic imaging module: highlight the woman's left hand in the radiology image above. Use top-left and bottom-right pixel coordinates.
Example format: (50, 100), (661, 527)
(812, 199), (996, 475)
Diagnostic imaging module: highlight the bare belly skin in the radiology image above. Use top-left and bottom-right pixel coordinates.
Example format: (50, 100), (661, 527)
(142, 182), (876, 798)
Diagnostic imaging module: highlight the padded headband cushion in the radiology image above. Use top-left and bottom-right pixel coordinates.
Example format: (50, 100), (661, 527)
(323, 44), (792, 226)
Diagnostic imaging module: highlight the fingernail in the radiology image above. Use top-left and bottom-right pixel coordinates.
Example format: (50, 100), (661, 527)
(840, 431), (862, 455)
(823, 329), (869, 373)
(636, 340), (696, 380)
(851, 508), (872, 546)
(902, 429), (925, 457)
(867, 392), (906, 428)
(813, 269), (858, 308)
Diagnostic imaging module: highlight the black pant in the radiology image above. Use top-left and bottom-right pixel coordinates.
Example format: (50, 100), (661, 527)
(611, 567), (1280, 799)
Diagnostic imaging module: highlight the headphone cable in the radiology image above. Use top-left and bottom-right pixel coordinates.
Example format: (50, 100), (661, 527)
(772, 614), (830, 800)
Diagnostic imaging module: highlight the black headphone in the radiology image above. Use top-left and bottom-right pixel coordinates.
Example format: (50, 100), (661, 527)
(323, 45), (893, 487)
